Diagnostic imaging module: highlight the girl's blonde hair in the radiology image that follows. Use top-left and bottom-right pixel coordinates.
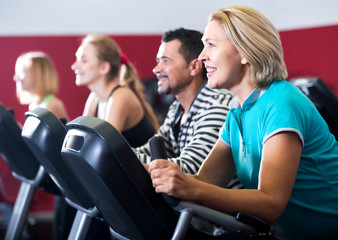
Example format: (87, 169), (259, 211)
(210, 6), (288, 88)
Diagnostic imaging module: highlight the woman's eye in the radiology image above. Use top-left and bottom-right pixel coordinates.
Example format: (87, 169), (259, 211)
(209, 43), (215, 47)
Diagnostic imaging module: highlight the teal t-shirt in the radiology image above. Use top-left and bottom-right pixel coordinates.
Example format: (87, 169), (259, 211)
(220, 80), (338, 239)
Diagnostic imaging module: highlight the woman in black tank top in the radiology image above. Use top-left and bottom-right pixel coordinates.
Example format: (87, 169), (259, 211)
(53, 35), (161, 240)
(71, 34), (159, 148)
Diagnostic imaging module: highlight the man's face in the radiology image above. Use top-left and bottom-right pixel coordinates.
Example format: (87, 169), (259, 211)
(153, 39), (192, 95)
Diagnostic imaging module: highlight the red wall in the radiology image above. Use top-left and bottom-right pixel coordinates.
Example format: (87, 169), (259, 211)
(281, 24), (338, 93)
(0, 25), (337, 212)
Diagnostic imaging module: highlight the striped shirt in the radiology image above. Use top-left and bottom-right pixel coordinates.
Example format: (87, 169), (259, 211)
(135, 84), (241, 189)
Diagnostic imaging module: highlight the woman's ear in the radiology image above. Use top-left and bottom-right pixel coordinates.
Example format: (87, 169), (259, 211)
(100, 61), (111, 75)
(241, 56), (248, 65)
(189, 58), (203, 77)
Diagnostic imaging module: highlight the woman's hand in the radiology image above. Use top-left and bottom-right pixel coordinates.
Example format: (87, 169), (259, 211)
(148, 160), (198, 200)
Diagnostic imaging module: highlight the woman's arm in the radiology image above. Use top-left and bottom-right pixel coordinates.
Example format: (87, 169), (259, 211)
(138, 94), (232, 174)
(149, 131), (302, 224)
(196, 139), (236, 187)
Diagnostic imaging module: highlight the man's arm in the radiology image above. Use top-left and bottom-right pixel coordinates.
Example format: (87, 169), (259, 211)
(136, 89), (233, 175)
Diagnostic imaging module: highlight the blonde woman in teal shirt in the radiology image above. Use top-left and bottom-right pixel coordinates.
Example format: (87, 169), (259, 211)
(148, 6), (338, 239)
(14, 51), (69, 120)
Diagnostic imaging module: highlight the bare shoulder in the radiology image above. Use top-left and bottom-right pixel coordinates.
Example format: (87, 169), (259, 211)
(114, 86), (133, 97)
(46, 97), (69, 119)
(47, 97), (65, 110)
(112, 87), (139, 105)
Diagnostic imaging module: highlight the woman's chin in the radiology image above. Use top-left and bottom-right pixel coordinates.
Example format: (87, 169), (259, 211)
(75, 79), (84, 86)
(207, 79), (219, 89)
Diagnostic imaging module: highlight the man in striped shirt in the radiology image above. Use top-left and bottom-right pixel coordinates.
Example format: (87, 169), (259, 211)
(134, 28), (240, 189)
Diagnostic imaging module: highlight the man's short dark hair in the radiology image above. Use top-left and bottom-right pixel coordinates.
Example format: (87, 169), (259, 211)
(162, 28), (207, 80)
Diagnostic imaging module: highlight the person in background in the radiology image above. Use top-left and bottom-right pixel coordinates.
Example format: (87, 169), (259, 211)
(14, 51), (69, 120)
(135, 28), (234, 175)
(13, 51), (70, 239)
(148, 6), (338, 240)
(71, 34), (159, 147)
(69, 34), (159, 239)
(134, 28), (241, 236)
(135, 28), (240, 183)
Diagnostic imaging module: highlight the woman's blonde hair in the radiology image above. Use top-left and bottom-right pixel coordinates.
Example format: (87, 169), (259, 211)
(15, 51), (59, 104)
(210, 6), (288, 88)
(82, 34), (159, 131)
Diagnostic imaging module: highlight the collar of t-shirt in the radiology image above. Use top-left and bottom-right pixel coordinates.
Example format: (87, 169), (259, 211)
(229, 85), (269, 110)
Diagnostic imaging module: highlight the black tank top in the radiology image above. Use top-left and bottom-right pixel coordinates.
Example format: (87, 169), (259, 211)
(94, 85), (154, 147)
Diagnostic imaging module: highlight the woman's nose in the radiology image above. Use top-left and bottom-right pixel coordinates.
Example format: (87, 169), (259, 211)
(71, 62), (77, 71)
(13, 73), (23, 82)
(198, 50), (207, 62)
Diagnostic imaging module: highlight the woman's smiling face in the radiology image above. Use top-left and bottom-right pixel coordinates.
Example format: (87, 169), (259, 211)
(71, 43), (105, 87)
(198, 20), (247, 91)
